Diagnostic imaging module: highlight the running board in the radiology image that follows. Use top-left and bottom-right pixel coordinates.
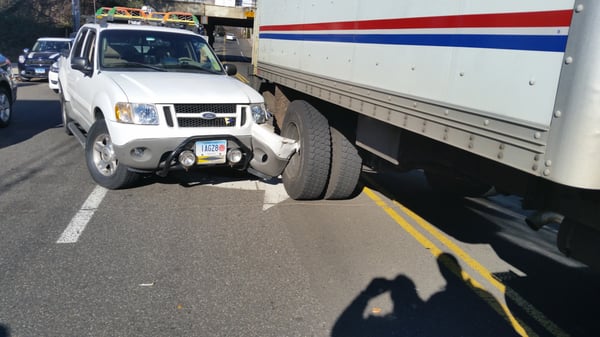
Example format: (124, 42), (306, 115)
(67, 121), (86, 149)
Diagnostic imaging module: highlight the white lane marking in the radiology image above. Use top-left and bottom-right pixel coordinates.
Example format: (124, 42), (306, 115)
(210, 180), (288, 210)
(260, 182), (289, 210)
(57, 185), (107, 243)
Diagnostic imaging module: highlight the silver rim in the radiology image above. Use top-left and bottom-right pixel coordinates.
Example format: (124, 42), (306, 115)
(0, 93), (9, 123)
(92, 133), (118, 177)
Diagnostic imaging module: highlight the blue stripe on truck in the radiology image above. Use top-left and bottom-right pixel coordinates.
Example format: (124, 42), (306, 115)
(258, 33), (568, 52)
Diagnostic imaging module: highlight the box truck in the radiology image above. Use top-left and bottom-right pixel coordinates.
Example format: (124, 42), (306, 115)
(251, 0), (600, 270)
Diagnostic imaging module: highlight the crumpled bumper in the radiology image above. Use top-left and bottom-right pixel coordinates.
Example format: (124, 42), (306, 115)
(249, 123), (298, 178)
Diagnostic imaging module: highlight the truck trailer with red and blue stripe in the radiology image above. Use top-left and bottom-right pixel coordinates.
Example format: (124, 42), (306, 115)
(251, 0), (600, 270)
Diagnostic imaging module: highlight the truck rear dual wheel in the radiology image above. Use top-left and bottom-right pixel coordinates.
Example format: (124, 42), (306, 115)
(281, 100), (362, 200)
(281, 100), (331, 200)
(324, 127), (362, 200)
(85, 119), (140, 189)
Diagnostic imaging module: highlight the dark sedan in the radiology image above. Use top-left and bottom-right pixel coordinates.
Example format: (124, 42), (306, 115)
(18, 37), (72, 81)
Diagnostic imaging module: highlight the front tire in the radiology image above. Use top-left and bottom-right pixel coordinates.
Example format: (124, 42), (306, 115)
(85, 119), (139, 189)
(0, 86), (12, 128)
(281, 100), (331, 200)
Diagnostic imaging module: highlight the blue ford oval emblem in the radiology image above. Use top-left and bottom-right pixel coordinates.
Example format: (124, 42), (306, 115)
(199, 112), (217, 120)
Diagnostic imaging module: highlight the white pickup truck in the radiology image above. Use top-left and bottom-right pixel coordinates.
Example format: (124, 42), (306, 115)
(59, 20), (297, 189)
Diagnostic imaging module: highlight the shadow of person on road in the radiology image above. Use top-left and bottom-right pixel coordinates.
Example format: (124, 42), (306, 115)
(331, 253), (521, 337)
(0, 324), (10, 337)
(331, 274), (425, 336)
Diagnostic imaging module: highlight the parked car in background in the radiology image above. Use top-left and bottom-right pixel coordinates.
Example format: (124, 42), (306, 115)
(18, 37), (72, 81)
(0, 52), (17, 127)
(225, 32), (237, 41)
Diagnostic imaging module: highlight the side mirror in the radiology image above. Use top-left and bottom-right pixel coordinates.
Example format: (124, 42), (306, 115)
(71, 57), (93, 76)
(23, 48), (30, 54)
(224, 63), (237, 76)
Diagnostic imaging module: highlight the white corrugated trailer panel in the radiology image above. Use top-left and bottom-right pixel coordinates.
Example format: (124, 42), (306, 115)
(257, 0), (575, 127)
(258, 39), (565, 126)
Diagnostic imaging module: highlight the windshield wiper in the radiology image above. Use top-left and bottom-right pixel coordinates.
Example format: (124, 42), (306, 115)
(175, 63), (222, 74)
(104, 61), (167, 72)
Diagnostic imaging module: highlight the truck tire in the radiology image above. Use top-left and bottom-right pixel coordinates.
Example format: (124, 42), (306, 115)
(281, 100), (331, 200)
(60, 91), (72, 135)
(0, 87), (11, 128)
(85, 119), (139, 189)
(324, 127), (362, 199)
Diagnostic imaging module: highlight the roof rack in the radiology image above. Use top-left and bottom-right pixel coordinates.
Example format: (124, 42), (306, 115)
(163, 11), (200, 28)
(95, 6), (144, 23)
(94, 6), (202, 32)
(95, 7), (112, 19)
(146, 11), (167, 25)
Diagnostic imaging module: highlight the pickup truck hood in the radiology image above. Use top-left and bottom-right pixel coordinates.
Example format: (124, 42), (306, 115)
(104, 71), (262, 104)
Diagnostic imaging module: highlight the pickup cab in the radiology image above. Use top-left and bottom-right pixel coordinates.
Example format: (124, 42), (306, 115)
(59, 21), (297, 189)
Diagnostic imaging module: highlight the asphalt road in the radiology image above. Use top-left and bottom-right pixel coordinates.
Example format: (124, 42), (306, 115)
(0, 57), (599, 337)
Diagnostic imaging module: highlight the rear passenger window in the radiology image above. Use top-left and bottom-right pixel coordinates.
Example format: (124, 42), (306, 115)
(83, 31), (97, 65)
(71, 29), (89, 58)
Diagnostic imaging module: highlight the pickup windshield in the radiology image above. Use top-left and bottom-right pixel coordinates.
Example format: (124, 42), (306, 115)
(99, 29), (223, 74)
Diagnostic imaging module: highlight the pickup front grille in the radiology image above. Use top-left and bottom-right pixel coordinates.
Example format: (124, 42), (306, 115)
(175, 104), (236, 115)
(165, 104), (244, 128)
(178, 117), (236, 128)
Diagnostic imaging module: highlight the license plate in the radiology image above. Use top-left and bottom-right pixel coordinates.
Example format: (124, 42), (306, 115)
(195, 140), (226, 164)
(34, 68), (45, 74)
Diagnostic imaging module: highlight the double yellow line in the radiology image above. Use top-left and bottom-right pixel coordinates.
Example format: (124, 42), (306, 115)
(363, 187), (569, 337)
(219, 36), (250, 85)
(235, 73), (250, 84)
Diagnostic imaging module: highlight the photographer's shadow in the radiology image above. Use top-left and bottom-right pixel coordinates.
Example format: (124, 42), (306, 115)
(332, 253), (521, 337)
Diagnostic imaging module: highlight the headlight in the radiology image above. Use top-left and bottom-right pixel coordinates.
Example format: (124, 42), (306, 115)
(50, 62), (59, 72)
(115, 102), (159, 125)
(250, 103), (269, 124)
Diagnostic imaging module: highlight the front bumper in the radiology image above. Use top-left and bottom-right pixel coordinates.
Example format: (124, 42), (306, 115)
(113, 123), (298, 178)
(19, 65), (50, 79)
(248, 123), (298, 177)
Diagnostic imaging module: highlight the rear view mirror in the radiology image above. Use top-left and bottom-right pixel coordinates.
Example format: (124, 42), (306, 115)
(71, 57), (93, 76)
(224, 64), (237, 76)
